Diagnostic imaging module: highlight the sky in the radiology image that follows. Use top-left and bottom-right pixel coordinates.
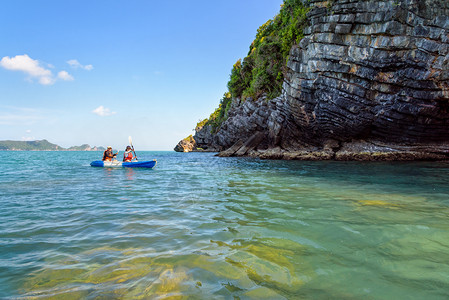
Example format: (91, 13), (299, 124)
(0, 0), (283, 150)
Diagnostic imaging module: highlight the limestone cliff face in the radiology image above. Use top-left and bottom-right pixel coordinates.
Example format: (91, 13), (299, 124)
(285, 0), (449, 144)
(190, 0), (449, 160)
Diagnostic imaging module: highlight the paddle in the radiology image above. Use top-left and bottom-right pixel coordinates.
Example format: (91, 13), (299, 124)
(128, 136), (138, 161)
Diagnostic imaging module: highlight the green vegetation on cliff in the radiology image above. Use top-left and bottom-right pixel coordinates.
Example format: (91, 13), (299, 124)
(228, 0), (309, 100)
(196, 92), (232, 134)
(196, 0), (309, 134)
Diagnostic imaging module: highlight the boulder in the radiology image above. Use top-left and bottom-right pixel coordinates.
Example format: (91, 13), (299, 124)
(174, 135), (197, 152)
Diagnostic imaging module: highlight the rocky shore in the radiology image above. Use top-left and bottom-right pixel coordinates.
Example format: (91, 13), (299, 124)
(176, 0), (449, 160)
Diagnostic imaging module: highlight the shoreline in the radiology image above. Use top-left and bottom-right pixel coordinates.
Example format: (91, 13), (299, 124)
(212, 140), (449, 161)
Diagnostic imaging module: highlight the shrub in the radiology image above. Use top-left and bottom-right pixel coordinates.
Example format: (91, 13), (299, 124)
(228, 0), (309, 100)
(195, 118), (209, 131)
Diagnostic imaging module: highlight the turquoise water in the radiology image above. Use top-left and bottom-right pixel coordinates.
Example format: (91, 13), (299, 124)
(0, 151), (448, 299)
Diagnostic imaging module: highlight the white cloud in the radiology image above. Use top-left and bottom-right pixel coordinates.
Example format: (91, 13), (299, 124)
(22, 128), (34, 141)
(0, 54), (54, 85)
(67, 59), (93, 71)
(0, 54), (76, 85)
(58, 70), (74, 81)
(92, 106), (116, 117)
(0, 54), (50, 77)
(39, 76), (55, 85)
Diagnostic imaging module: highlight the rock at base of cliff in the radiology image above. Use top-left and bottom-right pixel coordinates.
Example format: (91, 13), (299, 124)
(334, 141), (449, 161)
(174, 135), (219, 152)
(174, 135), (197, 152)
(224, 140), (449, 161)
(217, 132), (265, 157)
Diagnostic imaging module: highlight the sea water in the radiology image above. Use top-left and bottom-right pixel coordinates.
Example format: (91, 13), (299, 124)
(0, 151), (448, 299)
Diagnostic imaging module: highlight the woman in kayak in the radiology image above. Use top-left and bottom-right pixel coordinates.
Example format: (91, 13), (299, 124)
(123, 146), (135, 162)
(102, 146), (118, 161)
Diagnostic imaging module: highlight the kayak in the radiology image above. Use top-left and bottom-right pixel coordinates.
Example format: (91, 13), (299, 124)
(90, 159), (157, 168)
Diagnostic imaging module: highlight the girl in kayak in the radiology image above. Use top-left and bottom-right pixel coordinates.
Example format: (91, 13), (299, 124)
(123, 146), (135, 162)
(102, 146), (118, 161)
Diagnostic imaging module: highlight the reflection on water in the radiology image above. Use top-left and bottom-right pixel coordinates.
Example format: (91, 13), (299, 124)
(125, 168), (135, 181)
(0, 152), (448, 299)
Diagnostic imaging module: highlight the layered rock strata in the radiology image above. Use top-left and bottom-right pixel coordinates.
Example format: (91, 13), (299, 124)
(179, 0), (449, 160)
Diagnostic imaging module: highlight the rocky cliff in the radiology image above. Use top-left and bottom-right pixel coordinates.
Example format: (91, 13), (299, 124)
(178, 0), (449, 160)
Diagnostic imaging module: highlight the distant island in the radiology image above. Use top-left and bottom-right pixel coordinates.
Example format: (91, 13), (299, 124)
(66, 144), (106, 151)
(0, 140), (105, 151)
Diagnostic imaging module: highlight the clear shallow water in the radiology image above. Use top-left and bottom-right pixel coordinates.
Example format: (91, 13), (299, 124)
(0, 151), (448, 299)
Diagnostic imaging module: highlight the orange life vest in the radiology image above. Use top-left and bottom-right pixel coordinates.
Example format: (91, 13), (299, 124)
(103, 150), (114, 161)
(123, 150), (133, 162)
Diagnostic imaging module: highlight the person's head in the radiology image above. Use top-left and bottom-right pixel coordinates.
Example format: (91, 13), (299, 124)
(126, 146), (131, 151)
(107, 146), (112, 151)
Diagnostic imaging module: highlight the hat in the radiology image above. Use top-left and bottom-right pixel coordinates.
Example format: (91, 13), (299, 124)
(126, 146), (131, 150)
(107, 146), (112, 149)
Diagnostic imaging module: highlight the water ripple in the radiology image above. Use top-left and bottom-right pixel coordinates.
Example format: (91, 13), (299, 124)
(0, 152), (448, 298)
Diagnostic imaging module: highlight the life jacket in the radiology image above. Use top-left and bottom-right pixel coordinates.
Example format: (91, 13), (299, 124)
(123, 150), (133, 162)
(103, 150), (114, 161)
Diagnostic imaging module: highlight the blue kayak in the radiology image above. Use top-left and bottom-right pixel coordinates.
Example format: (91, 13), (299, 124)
(90, 160), (157, 168)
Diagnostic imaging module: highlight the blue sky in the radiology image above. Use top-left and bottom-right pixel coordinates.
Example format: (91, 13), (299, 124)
(0, 0), (283, 150)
